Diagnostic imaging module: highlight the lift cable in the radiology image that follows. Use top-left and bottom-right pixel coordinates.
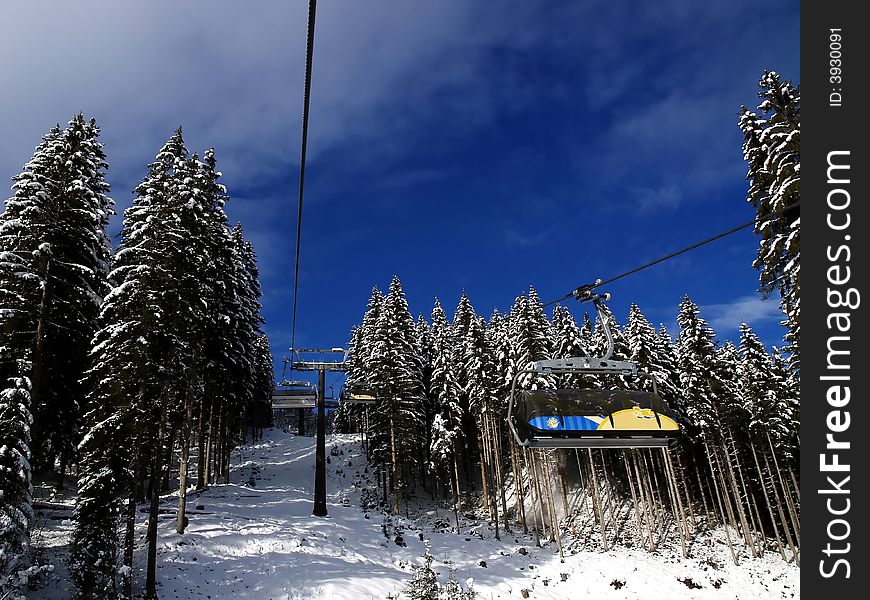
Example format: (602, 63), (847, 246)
(290, 0), (318, 356)
(541, 201), (800, 308)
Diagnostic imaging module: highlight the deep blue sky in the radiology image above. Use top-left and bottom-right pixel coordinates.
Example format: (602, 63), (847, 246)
(1, 1), (799, 387)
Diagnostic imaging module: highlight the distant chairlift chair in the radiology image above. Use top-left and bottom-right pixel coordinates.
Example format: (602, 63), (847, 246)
(339, 382), (379, 405)
(507, 288), (681, 450)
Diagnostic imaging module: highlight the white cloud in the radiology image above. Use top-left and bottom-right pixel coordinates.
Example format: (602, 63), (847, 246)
(702, 294), (783, 333)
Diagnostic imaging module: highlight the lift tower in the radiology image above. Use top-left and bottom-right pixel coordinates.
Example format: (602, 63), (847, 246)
(286, 348), (346, 517)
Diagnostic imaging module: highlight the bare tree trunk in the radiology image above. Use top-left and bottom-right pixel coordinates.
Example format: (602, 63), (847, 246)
(763, 451), (799, 565)
(705, 437), (738, 565)
(451, 456), (461, 533)
(196, 398), (209, 490)
(587, 449), (608, 551)
(721, 431), (757, 556)
(204, 401), (216, 485)
(488, 411), (511, 533)
(30, 255), (51, 429)
(629, 451), (654, 552)
(661, 449), (688, 557)
(477, 427), (491, 515)
(622, 452), (645, 548)
(145, 407), (166, 600)
(526, 448), (545, 546)
(511, 441), (527, 533)
(176, 385), (195, 533)
(767, 434), (801, 542)
(390, 418), (400, 515)
(121, 492), (136, 600)
(542, 450), (563, 558)
(750, 440), (785, 559)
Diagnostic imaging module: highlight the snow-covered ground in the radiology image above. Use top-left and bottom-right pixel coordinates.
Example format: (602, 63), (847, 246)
(30, 429), (799, 599)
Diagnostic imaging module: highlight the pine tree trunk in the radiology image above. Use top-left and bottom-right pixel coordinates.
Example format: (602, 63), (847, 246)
(629, 451), (654, 552)
(750, 440), (786, 559)
(767, 433), (801, 542)
(511, 441), (527, 533)
(526, 448), (545, 546)
(477, 427), (491, 515)
(204, 401), (216, 485)
(694, 459), (715, 528)
(661, 449), (688, 558)
(196, 399), (210, 490)
(390, 417), (400, 515)
(763, 450), (799, 565)
(29, 255), (51, 467)
(176, 384), (195, 534)
(163, 425), (177, 492)
(451, 456), (461, 533)
(587, 449), (608, 551)
(704, 437), (738, 565)
(489, 412), (511, 533)
(542, 450), (563, 558)
(721, 430), (756, 556)
(145, 407), (167, 600)
(121, 492), (136, 600)
(622, 452), (646, 549)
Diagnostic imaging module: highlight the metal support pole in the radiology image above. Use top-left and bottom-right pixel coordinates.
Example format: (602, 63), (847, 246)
(313, 367), (328, 516)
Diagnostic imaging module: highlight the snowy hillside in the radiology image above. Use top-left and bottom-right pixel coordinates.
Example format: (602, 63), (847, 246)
(31, 429), (798, 599)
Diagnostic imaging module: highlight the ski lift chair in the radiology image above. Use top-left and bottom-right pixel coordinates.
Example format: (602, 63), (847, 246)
(271, 380), (318, 409)
(339, 382), (379, 405)
(506, 288), (681, 450)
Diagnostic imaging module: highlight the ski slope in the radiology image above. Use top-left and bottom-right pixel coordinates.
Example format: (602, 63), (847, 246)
(32, 428), (799, 599)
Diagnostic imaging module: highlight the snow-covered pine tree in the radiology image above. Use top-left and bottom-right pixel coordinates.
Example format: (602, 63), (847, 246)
(251, 333), (275, 435)
(0, 372), (34, 598)
(460, 314), (506, 535)
(404, 549), (439, 600)
(625, 304), (680, 405)
(0, 115), (114, 477)
(351, 287), (384, 386)
(551, 305), (588, 388)
(736, 323), (774, 437)
(449, 293), (478, 470)
(675, 296), (761, 560)
(73, 129), (252, 598)
(508, 290), (554, 390)
(428, 298), (463, 504)
(485, 309), (514, 404)
(768, 346), (799, 459)
(415, 314), (435, 467)
(675, 296), (722, 433)
(334, 325), (364, 434)
(368, 276), (425, 514)
(0, 115), (113, 596)
(739, 71), (800, 374)
(441, 566), (462, 600)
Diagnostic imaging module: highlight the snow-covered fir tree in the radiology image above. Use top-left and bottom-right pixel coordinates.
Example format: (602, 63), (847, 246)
(72, 129), (267, 598)
(485, 309), (513, 402)
(368, 276), (425, 514)
(0, 115), (113, 595)
(349, 287), (384, 386)
(404, 549), (439, 600)
(551, 304), (588, 388)
(0, 115), (113, 475)
(508, 290), (554, 390)
(0, 373), (34, 597)
(739, 71), (800, 374)
(428, 298), (463, 489)
(675, 296), (729, 436)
